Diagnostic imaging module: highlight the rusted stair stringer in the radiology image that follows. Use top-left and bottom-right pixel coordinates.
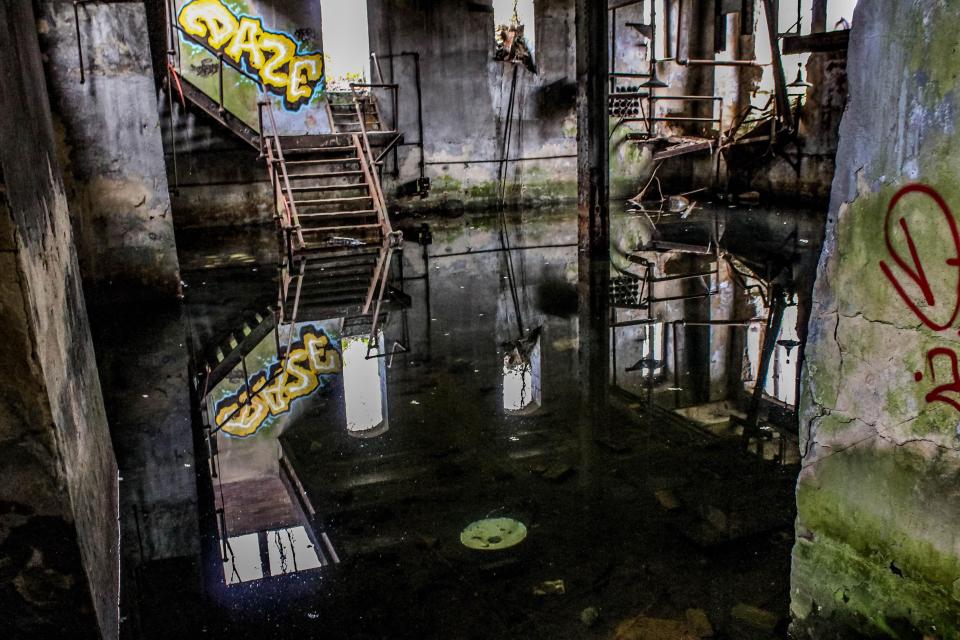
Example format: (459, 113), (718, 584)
(350, 84), (395, 243)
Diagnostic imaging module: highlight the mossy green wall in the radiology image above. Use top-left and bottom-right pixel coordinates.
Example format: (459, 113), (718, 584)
(793, 1), (960, 636)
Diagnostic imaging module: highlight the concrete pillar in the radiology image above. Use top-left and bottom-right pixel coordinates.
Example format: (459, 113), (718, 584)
(37, 0), (182, 301)
(0, 3), (119, 637)
(792, 1), (960, 635)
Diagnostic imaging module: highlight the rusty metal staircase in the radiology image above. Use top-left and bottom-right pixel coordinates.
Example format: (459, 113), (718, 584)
(164, 3), (397, 256)
(266, 133), (391, 251)
(164, 4), (404, 398)
(326, 92), (382, 134)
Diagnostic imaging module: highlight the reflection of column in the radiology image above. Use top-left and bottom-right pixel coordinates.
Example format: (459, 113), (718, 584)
(709, 258), (736, 401)
(341, 331), (389, 438)
(503, 333), (542, 414)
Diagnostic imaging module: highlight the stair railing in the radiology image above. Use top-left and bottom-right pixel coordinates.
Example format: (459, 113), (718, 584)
(258, 101), (306, 252)
(348, 90), (393, 239)
(366, 235), (400, 344)
(350, 133), (393, 239)
(166, 0), (264, 123)
(349, 82), (399, 135)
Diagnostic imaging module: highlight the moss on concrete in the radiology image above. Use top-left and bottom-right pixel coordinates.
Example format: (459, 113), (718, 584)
(794, 444), (960, 637)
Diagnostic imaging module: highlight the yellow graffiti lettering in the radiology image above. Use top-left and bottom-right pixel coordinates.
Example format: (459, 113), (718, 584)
(215, 391), (270, 438)
(224, 16), (265, 69)
(213, 329), (341, 437)
(283, 349), (318, 399)
(305, 331), (343, 374)
(258, 32), (296, 90)
(258, 375), (290, 414)
(178, 0), (324, 108)
(287, 55), (323, 105)
(179, 0), (239, 49)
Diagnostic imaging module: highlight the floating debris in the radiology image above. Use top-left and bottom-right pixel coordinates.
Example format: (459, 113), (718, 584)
(532, 579), (565, 596)
(460, 517), (527, 551)
(580, 606), (600, 627)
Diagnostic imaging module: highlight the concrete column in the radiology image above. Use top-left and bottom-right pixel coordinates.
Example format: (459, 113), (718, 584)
(0, 3), (119, 637)
(37, 0), (182, 301)
(792, 3), (960, 635)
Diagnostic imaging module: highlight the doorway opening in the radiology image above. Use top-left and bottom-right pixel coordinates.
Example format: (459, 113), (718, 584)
(320, 0), (372, 90)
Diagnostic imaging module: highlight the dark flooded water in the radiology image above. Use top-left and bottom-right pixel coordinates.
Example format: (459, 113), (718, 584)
(113, 203), (824, 639)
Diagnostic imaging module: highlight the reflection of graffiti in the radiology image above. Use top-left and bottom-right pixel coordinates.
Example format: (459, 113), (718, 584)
(880, 183), (960, 411)
(214, 327), (341, 437)
(178, 0), (324, 110)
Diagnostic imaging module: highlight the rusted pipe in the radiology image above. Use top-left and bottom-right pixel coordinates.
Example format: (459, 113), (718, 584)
(677, 58), (765, 67)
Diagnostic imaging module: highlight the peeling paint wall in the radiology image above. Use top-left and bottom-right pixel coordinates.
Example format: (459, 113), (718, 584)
(38, 0), (182, 300)
(792, 1), (960, 636)
(0, 3), (118, 637)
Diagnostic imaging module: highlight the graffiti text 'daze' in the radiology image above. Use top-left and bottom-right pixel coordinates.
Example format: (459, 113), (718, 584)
(178, 0), (324, 110)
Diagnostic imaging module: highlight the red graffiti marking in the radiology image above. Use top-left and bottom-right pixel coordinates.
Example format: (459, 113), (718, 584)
(922, 348), (960, 412)
(880, 184), (960, 411)
(879, 184), (960, 331)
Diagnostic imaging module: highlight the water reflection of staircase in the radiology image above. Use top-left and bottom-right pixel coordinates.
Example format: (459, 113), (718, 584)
(279, 239), (408, 337)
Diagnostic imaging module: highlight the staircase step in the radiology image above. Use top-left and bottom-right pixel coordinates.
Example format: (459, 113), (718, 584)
(298, 244), (382, 259)
(285, 158), (360, 166)
(301, 269), (377, 282)
(297, 209), (377, 218)
(296, 294), (368, 308)
(288, 170), (364, 179)
(302, 255), (379, 270)
(284, 145), (356, 155)
(291, 183), (368, 193)
(300, 282), (373, 297)
(301, 224), (382, 233)
(296, 196), (373, 205)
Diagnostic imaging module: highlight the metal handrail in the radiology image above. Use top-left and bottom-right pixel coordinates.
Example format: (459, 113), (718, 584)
(350, 131), (393, 238)
(167, 18), (265, 125)
(259, 101), (305, 250)
(349, 82), (400, 135)
(366, 234), (404, 348)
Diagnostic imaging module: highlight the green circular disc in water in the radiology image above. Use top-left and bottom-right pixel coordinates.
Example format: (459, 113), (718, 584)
(460, 517), (527, 551)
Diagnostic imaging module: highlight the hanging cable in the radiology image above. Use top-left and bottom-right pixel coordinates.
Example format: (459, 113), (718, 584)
(496, 64), (525, 338)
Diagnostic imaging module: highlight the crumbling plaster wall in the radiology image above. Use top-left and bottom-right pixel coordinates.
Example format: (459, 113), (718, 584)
(0, 2), (119, 638)
(38, 0), (181, 299)
(792, 0), (960, 636)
